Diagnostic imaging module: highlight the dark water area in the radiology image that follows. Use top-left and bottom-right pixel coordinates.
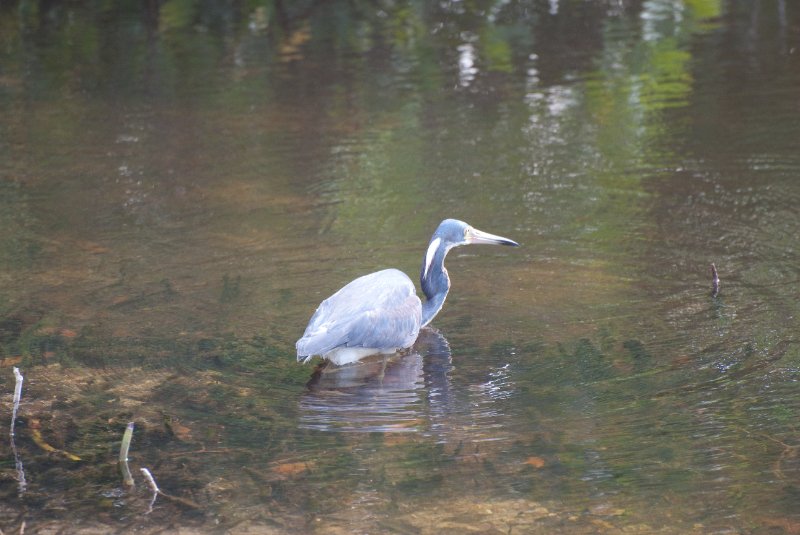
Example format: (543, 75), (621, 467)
(1, 0), (799, 533)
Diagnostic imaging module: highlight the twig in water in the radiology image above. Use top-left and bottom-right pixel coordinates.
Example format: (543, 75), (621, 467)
(139, 467), (202, 513)
(734, 425), (798, 480)
(140, 467), (160, 493)
(710, 263), (720, 297)
(119, 422), (135, 487)
(9, 367), (26, 496)
(140, 468), (160, 513)
(10, 367), (23, 437)
(163, 447), (253, 457)
(10, 437), (26, 497)
(29, 421), (81, 460)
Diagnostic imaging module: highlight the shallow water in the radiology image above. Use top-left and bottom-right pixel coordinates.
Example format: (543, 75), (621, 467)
(1, 1), (799, 533)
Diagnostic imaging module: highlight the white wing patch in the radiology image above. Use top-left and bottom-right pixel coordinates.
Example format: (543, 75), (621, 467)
(423, 237), (441, 280)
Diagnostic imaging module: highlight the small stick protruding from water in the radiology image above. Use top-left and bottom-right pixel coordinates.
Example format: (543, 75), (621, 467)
(9, 367), (26, 496)
(139, 467), (201, 513)
(140, 467), (160, 513)
(11, 367), (23, 437)
(140, 467), (160, 493)
(710, 263), (720, 297)
(119, 422), (135, 487)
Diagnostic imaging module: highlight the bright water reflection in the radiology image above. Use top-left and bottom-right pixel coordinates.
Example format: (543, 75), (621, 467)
(1, 0), (800, 533)
(300, 329), (516, 445)
(299, 329), (452, 434)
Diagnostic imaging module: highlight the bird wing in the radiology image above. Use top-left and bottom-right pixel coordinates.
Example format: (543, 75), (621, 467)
(296, 269), (422, 359)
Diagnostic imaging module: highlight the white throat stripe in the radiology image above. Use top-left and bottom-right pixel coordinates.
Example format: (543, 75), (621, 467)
(423, 237), (441, 279)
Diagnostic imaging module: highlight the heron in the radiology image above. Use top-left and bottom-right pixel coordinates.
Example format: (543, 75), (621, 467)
(296, 219), (519, 366)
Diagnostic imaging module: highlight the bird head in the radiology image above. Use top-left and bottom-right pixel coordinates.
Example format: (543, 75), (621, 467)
(422, 219), (518, 282)
(419, 219), (519, 326)
(434, 219), (519, 248)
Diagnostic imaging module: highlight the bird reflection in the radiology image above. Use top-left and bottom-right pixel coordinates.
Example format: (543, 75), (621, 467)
(299, 328), (454, 433)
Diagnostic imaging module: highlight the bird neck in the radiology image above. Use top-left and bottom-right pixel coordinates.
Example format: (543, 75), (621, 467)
(420, 241), (452, 327)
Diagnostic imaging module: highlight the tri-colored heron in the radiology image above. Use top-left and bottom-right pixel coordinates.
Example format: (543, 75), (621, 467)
(296, 219), (519, 366)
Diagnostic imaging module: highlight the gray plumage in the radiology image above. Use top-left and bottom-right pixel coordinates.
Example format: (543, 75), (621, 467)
(296, 269), (421, 364)
(296, 219), (518, 366)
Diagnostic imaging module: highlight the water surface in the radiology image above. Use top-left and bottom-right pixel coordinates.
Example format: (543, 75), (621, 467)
(1, 1), (799, 533)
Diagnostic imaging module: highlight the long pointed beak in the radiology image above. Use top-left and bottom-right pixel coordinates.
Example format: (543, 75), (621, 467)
(465, 227), (519, 247)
